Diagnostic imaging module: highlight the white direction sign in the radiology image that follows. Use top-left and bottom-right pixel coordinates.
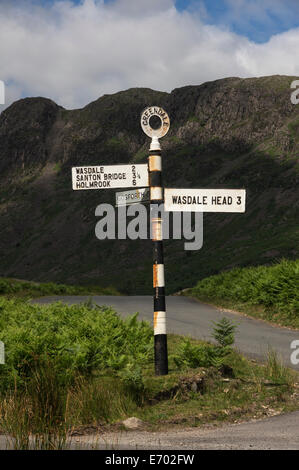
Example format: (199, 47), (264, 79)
(164, 188), (246, 212)
(72, 164), (149, 190)
(116, 187), (150, 206)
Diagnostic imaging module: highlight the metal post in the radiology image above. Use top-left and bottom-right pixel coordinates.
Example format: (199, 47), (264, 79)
(149, 136), (168, 375)
(141, 106), (170, 375)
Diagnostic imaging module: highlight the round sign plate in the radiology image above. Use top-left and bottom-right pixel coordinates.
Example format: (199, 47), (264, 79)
(141, 106), (170, 138)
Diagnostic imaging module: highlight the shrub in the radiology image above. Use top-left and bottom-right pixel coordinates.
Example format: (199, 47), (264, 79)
(265, 349), (294, 387)
(173, 317), (237, 370)
(68, 376), (137, 426)
(212, 317), (237, 350)
(0, 357), (69, 450)
(0, 298), (153, 392)
(173, 339), (217, 369)
(0, 277), (119, 297)
(119, 363), (145, 405)
(191, 259), (299, 318)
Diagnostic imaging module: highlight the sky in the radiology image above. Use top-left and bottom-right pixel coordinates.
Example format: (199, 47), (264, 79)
(0, 0), (299, 109)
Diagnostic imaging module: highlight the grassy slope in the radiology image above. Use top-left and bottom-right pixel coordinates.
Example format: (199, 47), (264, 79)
(185, 259), (299, 329)
(0, 277), (119, 298)
(137, 335), (299, 429)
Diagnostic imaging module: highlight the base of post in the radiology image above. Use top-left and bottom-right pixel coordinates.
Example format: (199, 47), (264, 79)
(154, 334), (168, 375)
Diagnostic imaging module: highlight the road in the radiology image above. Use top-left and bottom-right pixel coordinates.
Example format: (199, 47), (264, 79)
(34, 295), (299, 368)
(1, 411), (299, 450)
(71, 410), (299, 450)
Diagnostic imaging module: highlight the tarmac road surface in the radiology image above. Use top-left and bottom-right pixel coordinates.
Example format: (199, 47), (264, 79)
(34, 295), (299, 368)
(1, 412), (299, 450)
(70, 410), (299, 450)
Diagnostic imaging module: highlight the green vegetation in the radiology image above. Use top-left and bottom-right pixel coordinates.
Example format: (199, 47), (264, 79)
(0, 277), (119, 298)
(54, 162), (62, 173)
(104, 137), (127, 157)
(138, 346), (298, 429)
(187, 115), (200, 123)
(0, 298), (151, 448)
(288, 118), (299, 137)
(186, 259), (299, 328)
(1, 358), (69, 450)
(172, 317), (237, 369)
(169, 136), (183, 144)
(132, 148), (147, 162)
(0, 298), (152, 391)
(0, 301), (298, 448)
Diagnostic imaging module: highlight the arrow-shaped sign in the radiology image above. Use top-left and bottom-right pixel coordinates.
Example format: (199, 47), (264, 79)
(115, 187), (150, 206)
(164, 188), (246, 212)
(72, 164), (149, 190)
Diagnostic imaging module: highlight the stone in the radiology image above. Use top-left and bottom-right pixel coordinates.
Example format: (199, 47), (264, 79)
(191, 381), (198, 392)
(122, 417), (144, 430)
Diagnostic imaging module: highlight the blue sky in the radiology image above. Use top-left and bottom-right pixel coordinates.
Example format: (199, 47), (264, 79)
(1, 0), (299, 109)
(176, 0), (299, 43)
(37, 0), (299, 43)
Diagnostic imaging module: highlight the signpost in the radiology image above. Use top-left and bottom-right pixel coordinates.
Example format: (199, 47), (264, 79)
(72, 104), (246, 377)
(141, 106), (170, 376)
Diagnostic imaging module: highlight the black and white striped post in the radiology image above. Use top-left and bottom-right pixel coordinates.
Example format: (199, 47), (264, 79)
(141, 107), (170, 375)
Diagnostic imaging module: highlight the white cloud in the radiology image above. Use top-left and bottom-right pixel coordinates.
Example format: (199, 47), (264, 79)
(0, 0), (298, 110)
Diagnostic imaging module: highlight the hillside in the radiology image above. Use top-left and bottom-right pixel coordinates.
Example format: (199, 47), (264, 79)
(186, 259), (299, 328)
(0, 75), (298, 294)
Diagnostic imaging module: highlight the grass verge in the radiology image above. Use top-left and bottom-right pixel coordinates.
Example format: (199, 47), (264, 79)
(184, 259), (299, 329)
(0, 336), (298, 446)
(0, 277), (120, 298)
(136, 339), (299, 430)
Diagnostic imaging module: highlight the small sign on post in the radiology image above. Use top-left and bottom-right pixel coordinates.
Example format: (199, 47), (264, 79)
(116, 188), (150, 206)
